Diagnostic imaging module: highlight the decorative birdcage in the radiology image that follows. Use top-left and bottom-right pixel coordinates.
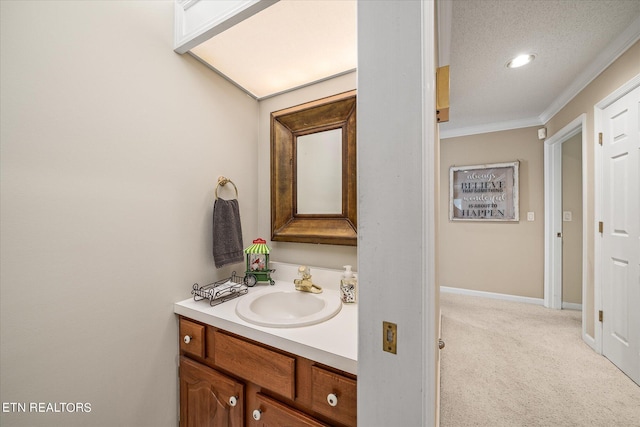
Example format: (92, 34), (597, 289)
(243, 238), (275, 286)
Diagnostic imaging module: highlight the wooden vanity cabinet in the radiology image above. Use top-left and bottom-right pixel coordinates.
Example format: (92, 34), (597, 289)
(179, 356), (244, 427)
(178, 316), (356, 427)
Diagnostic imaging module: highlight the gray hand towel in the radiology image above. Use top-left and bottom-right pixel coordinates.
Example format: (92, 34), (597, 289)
(212, 198), (244, 268)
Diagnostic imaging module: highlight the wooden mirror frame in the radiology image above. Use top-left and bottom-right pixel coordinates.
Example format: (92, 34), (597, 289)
(271, 90), (357, 246)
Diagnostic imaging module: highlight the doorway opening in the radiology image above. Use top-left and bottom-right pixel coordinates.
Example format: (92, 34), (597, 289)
(543, 114), (589, 341)
(560, 132), (583, 310)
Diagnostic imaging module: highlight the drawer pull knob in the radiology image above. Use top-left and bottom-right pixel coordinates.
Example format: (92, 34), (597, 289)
(228, 396), (238, 407)
(327, 393), (338, 407)
(183, 335), (192, 344)
(252, 409), (262, 420)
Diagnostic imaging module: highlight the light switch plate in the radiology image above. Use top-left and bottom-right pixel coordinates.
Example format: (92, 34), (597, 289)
(563, 211), (572, 222)
(527, 212), (535, 221)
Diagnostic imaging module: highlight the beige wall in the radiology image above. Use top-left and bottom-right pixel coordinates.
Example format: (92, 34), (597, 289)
(562, 133), (583, 305)
(440, 127), (544, 298)
(257, 73), (358, 270)
(0, 2), (258, 426)
(545, 40), (640, 337)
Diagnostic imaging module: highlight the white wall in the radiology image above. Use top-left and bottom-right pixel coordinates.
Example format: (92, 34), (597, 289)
(358, 1), (439, 425)
(0, 2), (258, 426)
(257, 73), (358, 271)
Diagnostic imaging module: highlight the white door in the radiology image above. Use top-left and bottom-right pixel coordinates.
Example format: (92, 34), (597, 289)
(601, 85), (640, 385)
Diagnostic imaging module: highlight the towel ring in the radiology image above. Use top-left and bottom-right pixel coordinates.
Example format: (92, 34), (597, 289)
(215, 176), (238, 200)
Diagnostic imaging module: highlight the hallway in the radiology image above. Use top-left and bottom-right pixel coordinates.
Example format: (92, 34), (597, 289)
(439, 292), (640, 426)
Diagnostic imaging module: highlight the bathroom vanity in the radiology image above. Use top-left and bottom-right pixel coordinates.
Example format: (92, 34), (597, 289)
(174, 278), (357, 427)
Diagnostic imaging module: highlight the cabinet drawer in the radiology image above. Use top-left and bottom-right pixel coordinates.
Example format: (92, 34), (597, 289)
(311, 366), (357, 426)
(179, 318), (205, 359)
(214, 330), (296, 400)
(253, 393), (329, 427)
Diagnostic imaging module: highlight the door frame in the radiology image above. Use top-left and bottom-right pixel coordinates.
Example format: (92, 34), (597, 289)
(357, 1), (438, 425)
(593, 73), (640, 355)
(543, 114), (588, 330)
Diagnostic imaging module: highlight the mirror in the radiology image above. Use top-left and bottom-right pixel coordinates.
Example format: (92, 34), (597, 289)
(296, 128), (343, 214)
(271, 90), (357, 245)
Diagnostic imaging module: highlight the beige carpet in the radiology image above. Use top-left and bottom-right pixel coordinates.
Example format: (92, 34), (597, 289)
(439, 292), (640, 427)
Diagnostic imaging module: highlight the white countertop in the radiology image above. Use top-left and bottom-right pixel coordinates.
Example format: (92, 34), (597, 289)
(174, 279), (358, 375)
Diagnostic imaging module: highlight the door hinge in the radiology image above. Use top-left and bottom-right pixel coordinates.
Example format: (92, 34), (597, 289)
(598, 221), (603, 233)
(598, 132), (603, 146)
(599, 310), (603, 322)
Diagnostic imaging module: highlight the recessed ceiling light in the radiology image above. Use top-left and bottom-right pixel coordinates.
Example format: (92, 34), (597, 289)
(506, 54), (536, 69)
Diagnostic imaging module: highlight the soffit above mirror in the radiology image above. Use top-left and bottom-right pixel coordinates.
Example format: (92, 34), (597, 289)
(175, 0), (357, 100)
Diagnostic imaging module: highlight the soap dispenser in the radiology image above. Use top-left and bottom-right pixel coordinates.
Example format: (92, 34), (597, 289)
(340, 265), (357, 304)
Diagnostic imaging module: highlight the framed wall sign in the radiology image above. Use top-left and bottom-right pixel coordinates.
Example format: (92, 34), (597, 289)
(449, 161), (520, 222)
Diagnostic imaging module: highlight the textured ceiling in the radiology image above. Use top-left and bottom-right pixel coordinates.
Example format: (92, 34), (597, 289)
(439, 0), (640, 137)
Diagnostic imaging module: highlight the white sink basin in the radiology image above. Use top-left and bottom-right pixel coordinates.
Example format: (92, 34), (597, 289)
(235, 288), (342, 328)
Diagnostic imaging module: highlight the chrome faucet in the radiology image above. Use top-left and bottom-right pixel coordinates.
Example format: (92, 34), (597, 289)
(293, 266), (323, 294)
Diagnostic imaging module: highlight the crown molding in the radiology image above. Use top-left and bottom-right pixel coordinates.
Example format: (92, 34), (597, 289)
(439, 116), (543, 139)
(443, 14), (640, 138)
(539, 15), (640, 124)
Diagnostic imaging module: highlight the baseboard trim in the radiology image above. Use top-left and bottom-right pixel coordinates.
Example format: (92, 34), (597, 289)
(562, 302), (583, 311)
(583, 331), (598, 353)
(440, 286), (544, 305)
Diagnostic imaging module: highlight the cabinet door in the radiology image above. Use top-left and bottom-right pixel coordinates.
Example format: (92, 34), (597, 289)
(251, 393), (329, 427)
(180, 356), (244, 427)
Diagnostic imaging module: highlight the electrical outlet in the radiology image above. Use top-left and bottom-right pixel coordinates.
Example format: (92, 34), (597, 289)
(527, 212), (535, 221)
(383, 321), (397, 354)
